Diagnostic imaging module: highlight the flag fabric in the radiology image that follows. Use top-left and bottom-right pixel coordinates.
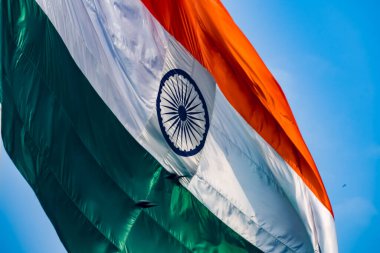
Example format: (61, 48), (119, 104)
(0, 0), (338, 252)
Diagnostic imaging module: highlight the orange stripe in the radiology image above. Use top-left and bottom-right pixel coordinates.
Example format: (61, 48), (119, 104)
(141, 0), (333, 215)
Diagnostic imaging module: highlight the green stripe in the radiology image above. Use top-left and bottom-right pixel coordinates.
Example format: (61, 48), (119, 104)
(1, 1), (262, 252)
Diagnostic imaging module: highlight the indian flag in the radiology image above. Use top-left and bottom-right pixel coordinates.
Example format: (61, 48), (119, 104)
(0, 0), (338, 252)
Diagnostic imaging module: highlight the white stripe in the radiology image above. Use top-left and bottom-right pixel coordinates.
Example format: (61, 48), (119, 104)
(35, 0), (337, 252)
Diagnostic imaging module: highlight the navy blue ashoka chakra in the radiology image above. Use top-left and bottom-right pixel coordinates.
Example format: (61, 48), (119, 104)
(156, 69), (210, 157)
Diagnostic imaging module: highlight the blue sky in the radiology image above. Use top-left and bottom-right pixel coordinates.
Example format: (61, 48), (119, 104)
(1, 1), (379, 252)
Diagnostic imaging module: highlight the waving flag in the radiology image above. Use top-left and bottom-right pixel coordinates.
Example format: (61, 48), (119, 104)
(0, 0), (338, 252)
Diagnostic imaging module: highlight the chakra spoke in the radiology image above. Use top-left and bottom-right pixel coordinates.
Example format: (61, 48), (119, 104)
(187, 102), (202, 112)
(187, 115), (203, 121)
(166, 80), (180, 106)
(163, 114), (179, 124)
(188, 117), (205, 131)
(183, 81), (188, 106)
(166, 117), (180, 132)
(174, 74), (182, 105)
(185, 85), (194, 106)
(162, 111), (179, 116)
(186, 122), (197, 141)
(183, 121), (189, 148)
(163, 88), (180, 107)
(172, 120), (181, 143)
(175, 120), (182, 146)
(181, 78), (186, 105)
(174, 75), (181, 104)
(186, 94), (197, 110)
(162, 97), (179, 110)
(180, 121), (184, 147)
(161, 104), (178, 112)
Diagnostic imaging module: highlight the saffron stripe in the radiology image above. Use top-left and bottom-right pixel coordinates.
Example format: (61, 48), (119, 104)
(140, 0), (333, 214)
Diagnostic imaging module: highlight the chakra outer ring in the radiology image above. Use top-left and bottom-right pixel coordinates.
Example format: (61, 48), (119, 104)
(156, 69), (210, 157)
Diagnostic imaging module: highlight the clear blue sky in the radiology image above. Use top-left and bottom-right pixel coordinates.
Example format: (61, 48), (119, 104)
(1, 1), (379, 252)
